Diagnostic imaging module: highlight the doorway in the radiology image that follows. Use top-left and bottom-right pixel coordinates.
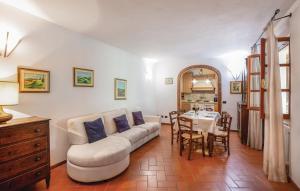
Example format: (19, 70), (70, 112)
(177, 65), (222, 112)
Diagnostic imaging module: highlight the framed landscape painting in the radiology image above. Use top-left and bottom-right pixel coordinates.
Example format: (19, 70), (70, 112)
(230, 81), (242, 94)
(18, 67), (50, 93)
(114, 78), (127, 100)
(73, 67), (94, 87)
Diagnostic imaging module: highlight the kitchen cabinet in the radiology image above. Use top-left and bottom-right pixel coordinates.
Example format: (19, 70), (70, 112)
(182, 73), (192, 93)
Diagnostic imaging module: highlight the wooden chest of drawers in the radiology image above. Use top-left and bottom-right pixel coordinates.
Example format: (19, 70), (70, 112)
(0, 117), (50, 191)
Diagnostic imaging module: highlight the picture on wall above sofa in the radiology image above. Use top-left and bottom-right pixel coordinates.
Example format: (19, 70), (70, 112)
(18, 67), (50, 93)
(73, 67), (94, 87)
(114, 78), (127, 100)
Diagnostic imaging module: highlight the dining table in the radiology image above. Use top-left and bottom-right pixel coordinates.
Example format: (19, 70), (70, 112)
(176, 110), (221, 157)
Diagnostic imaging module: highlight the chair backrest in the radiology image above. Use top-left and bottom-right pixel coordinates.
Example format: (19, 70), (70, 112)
(169, 111), (179, 128)
(223, 114), (232, 132)
(177, 116), (193, 133)
(218, 111), (228, 126)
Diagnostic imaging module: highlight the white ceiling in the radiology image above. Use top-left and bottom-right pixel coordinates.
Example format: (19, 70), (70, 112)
(0, 0), (296, 60)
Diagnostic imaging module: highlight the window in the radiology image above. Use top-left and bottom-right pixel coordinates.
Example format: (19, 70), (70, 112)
(246, 38), (265, 119)
(278, 37), (291, 119)
(246, 37), (291, 119)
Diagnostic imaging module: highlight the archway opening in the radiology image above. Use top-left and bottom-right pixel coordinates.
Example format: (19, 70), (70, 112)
(177, 65), (222, 113)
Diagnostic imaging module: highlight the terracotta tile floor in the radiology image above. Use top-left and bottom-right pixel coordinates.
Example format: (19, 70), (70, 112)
(29, 125), (299, 191)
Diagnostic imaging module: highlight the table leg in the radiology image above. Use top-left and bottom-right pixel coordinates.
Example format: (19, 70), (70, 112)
(208, 133), (214, 157)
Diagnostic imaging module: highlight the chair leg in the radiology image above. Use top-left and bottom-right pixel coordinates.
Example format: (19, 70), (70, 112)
(206, 136), (210, 149)
(176, 131), (179, 143)
(171, 130), (174, 145)
(208, 134), (214, 157)
(202, 137), (205, 157)
(188, 139), (192, 160)
(227, 137), (230, 156)
(223, 137), (227, 151)
(179, 136), (183, 156)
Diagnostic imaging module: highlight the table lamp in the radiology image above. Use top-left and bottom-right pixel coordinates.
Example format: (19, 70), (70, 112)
(0, 81), (19, 123)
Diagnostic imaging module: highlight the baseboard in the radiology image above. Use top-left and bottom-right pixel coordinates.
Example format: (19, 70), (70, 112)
(289, 177), (300, 189)
(51, 160), (66, 169)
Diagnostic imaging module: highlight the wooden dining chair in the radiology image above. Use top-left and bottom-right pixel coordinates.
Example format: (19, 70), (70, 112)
(216, 111), (228, 129)
(177, 116), (205, 160)
(213, 114), (232, 155)
(169, 111), (180, 145)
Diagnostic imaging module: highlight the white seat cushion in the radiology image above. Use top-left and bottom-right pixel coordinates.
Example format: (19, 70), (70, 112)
(67, 136), (131, 167)
(134, 122), (160, 134)
(113, 128), (148, 144)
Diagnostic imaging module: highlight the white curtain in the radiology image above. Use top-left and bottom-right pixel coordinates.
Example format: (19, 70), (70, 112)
(263, 23), (287, 182)
(247, 45), (263, 150)
(248, 111), (263, 149)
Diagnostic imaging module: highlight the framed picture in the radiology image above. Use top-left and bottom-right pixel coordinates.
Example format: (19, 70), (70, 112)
(165, 77), (173, 85)
(18, 67), (50, 93)
(114, 78), (127, 100)
(73, 67), (94, 87)
(230, 81), (242, 94)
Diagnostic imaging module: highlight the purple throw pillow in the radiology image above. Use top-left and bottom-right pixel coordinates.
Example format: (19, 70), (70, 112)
(84, 118), (107, 143)
(132, 111), (145, 125)
(114, 114), (130, 133)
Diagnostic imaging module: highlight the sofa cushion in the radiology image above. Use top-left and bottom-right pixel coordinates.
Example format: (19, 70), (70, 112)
(67, 136), (131, 167)
(84, 118), (107, 143)
(113, 127), (148, 144)
(121, 108), (135, 126)
(114, 115), (130, 133)
(67, 113), (103, 145)
(134, 122), (160, 134)
(102, 109), (128, 135)
(132, 111), (145, 125)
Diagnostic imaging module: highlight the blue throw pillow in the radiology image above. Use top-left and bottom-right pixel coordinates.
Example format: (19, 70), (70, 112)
(84, 118), (107, 143)
(132, 111), (145, 125)
(114, 114), (130, 133)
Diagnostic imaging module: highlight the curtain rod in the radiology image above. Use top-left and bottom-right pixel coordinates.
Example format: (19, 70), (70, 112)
(252, 9), (292, 48)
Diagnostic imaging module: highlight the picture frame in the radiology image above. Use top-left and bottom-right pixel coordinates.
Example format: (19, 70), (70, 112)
(165, 77), (174, 85)
(230, 81), (242, 94)
(73, 67), (94, 87)
(114, 78), (127, 100)
(18, 67), (50, 93)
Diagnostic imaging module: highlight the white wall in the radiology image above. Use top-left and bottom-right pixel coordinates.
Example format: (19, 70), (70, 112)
(154, 57), (241, 130)
(290, 1), (300, 187)
(0, 3), (155, 165)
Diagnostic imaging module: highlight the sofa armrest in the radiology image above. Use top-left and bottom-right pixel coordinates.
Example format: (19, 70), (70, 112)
(144, 115), (161, 123)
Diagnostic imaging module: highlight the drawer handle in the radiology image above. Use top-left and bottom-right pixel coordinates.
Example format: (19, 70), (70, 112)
(34, 143), (41, 148)
(35, 156), (41, 161)
(35, 172), (41, 177)
(34, 128), (41, 133)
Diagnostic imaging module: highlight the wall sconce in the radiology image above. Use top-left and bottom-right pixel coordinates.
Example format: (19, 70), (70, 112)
(0, 31), (22, 58)
(143, 58), (158, 81)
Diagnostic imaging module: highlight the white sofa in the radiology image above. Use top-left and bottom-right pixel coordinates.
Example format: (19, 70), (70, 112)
(66, 108), (161, 182)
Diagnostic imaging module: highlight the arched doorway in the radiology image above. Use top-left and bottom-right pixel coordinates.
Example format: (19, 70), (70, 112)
(177, 65), (222, 113)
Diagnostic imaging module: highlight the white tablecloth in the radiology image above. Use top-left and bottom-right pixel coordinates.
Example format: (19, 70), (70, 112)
(176, 111), (221, 134)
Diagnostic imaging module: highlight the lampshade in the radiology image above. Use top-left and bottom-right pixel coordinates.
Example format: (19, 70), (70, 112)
(0, 81), (19, 105)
